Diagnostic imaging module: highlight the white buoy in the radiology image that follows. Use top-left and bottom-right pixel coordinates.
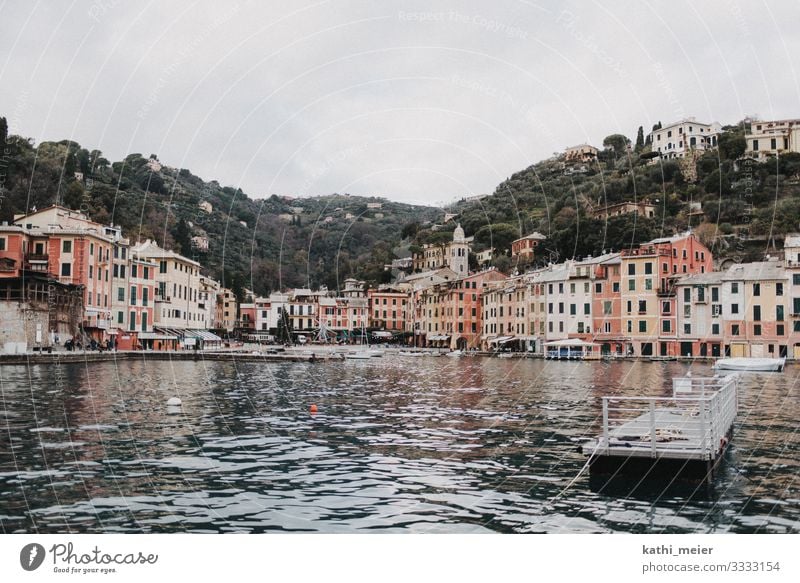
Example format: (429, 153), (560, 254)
(167, 397), (182, 406)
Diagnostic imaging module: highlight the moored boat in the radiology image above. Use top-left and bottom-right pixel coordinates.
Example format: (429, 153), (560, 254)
(713, 357), (785, 372)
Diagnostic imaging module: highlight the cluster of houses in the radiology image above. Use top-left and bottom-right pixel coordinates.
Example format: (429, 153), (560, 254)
(0, 205), (238, 353)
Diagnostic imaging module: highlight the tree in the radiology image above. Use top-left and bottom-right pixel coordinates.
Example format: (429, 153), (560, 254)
(0, 117), (7, 146)
(635, 126), (645, 151)
(173, 218), (192, 255)
(401, 221), (419, 240)
(603, 134), (631, 157)
(276, 307), (293, 344)
(718, 130), (746, 160)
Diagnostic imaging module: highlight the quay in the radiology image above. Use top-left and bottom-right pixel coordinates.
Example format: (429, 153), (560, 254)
(581, 374), (739, 485)
(0, 350), (342, 366)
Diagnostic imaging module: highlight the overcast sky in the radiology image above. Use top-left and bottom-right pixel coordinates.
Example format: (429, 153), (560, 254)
(1, 0), (799, 206)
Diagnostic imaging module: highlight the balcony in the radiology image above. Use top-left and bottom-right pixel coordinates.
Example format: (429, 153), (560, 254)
(25, 253), (49, 262)
(657, 285), (676, 297)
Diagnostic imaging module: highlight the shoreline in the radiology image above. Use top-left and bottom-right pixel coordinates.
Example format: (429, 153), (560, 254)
(0, 348), (724, 366)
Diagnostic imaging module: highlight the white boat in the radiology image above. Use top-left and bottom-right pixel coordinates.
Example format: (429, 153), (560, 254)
(367, 350), (384, 358)
(445, 350), (463, 357)
(398, 350), (424, 357)
(344, 352), (372, 360)
(713, 357), (785, 372)
(496, 352), (513, 359)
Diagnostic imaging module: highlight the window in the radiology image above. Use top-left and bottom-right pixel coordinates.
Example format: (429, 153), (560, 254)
(777, 305), (784, 321)
(645, 279), (652, 291)
(117, 287), (124, 301)
(595, 283), (602, 294)
(662, 320), (671, 333)
(638, 300), (647, 313)
(88, 265), (93, 279)
(626, 300), (632, 314)
(117, 311), (123, 324)
(753, 305), (761, 321)
(754, 324), (762, 336)
(712, 323), (720, 335)
(777, 324), (785, 336)
(132, 265), (138, 278)
(569, 304), (576, 315)
(160, 260), (167, 274)
(62, 240), (72, 253)
(753, 283), (760, 296)
(638, 321), (647, 333)
(61, 263), (71, 276)
(142, 311), (148, 331)
(731, 282), (739, 294)
(712, 287), (719, 302)
(712, 304), (721, 317)
(794, 274), (800, 286)
(603, 301), (612, 315)
(570, 283), (575, 294)
(558, 302), (564, 314)
(628, 280), (635, 291)
(130, 286), (137, 306)
(662, 301), (670, 314)
(129, 312), (136, 331)
(628, 263), (635, 275)
(731, 324), (740, 336)
(584, 303), (590, 315)
(627, 320), (632, 333)
(612, 282), (619, 293)
(684, 323), (691, 334)
(142, 288), (149, 307)
(731, 303), (739, 314)
(0, 238), (5, 251)
(645, 262), (652, 275)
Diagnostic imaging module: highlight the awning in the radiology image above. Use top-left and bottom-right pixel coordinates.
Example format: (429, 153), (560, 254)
(138, 332), (178, 340)
(517, 335), (539, 341)
(544, 339), (600, 347)
(489, 336), (513, 344)
(428, 334), (451, 341)
(372, 331), (393, 338)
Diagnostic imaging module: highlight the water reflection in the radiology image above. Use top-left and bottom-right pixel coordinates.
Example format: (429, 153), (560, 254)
(0, 357), (797, 533)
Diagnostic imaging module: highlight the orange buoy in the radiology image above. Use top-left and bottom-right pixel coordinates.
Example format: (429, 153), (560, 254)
(309, 404), (318, 413)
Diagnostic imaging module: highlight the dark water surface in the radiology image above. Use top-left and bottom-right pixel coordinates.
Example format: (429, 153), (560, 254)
(0, 356), (797, 533)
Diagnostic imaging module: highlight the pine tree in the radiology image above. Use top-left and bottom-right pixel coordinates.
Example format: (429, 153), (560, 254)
(173, 218), (192, 255)
(277, 308), (293, 344)
(635, 126), (645, 151)
(0, 117), (7, 146)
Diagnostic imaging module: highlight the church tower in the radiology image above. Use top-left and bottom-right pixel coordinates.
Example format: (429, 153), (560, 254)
(448, 223), (469, 275)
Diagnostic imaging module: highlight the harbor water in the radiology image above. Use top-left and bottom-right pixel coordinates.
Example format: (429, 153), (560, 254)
(0, 356), (797, 533)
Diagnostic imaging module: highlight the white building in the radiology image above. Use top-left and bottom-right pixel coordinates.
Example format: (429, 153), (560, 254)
(133, 239), (207, 330)
(649, 119), (721, 160)
(198, 201), (213, 214)
(745, 119), (800, 159)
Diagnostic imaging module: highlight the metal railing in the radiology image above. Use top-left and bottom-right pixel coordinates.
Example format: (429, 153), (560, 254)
(599, 374), (738, 459)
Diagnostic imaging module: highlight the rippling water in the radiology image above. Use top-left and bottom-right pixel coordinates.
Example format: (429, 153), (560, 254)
(0, 355), (797, 533)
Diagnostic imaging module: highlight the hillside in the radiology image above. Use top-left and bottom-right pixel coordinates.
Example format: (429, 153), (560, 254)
(433, 122), (800, 270)
(0, 118), (441, 295)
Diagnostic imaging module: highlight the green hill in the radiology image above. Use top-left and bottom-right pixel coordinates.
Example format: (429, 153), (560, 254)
(0, 118), (441, 295)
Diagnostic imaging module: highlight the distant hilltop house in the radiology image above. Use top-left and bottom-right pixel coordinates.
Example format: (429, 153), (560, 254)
(511, 232), (546, 259)
(278, 213), (294, 223)
(367, 202), (382, 209)
(476, 248), (494, 265)
(745, 118), (800, 159)
(146, 157), (162, 172)
(324, 216), (334, 223)
(291, 207), (304, 214)
(391, 257), (413, 270)
(564, 144), (599, 163)
(649, 118), (721, 160)
(198, 201), (212, 214)
(191, 235), (209, 251)
(345, 212), (354, 220)
(593, 200), (656, 221)
(443, 212), (458, 223)
(374, 212), (384, 219)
